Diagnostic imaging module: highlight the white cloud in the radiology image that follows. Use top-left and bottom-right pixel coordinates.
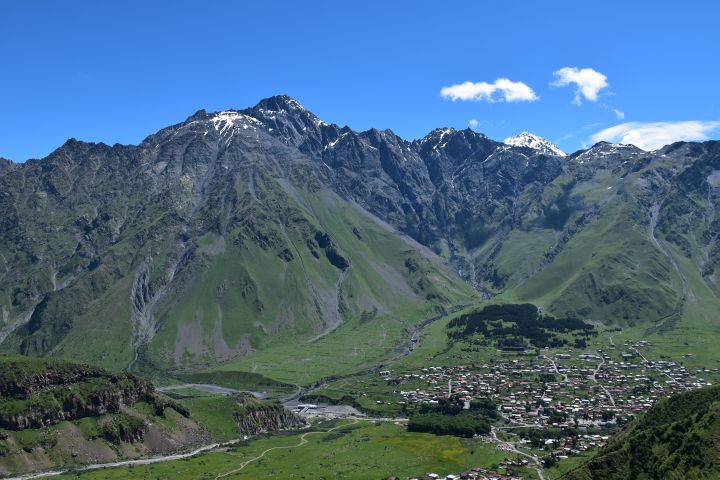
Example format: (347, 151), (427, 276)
(468, 119), (479, 130)
(440, 78), (538, 102)
(552, 67), (609, 104)
(591, 121), (720, 150)
(613, 109), (625, 120)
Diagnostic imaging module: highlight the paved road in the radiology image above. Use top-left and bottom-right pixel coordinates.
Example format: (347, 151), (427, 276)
(157, 384), (266, 398)
(542, 355), (568, 383)
(6, 305), (477, 480)
(589, 355), (616, 407)
(5, 440), (243, 480)
(630, 346), (683, 389)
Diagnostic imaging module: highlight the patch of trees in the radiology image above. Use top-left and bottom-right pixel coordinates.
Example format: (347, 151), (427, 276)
(538, 373), (558, 383)
(447, 303), (595, 349)
(417, 396), (499, 420)
(408, 413), (490, 438)
(409, 396), (497, 438)
(569, 385), (720, 480)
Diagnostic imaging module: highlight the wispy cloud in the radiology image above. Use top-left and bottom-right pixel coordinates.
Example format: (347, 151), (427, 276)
(582, 122), (605, 131)
(552, 67), (609, 104)
(613, 109), (625, 120)
(591, 121), (720, 150)
(468, 119), (480, 130)
(555, 133), (574, 144)
(441, 78), (538, 102)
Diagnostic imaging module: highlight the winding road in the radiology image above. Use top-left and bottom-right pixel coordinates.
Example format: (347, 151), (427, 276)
(542, 355), (568, 383)
(629, 345), (682, 389)
(5, 304), (468, 480)
(6, 440), (244, 480)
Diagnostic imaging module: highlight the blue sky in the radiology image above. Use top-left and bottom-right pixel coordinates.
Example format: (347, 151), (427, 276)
(2, 0), (719, 160)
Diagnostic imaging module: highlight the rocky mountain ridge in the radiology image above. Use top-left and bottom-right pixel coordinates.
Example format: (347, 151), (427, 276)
(1, 95), (719, 374)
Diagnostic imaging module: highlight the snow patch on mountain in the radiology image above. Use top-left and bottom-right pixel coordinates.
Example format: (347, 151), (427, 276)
(210, 111), (262, 134)
(504, 132), (566, 157)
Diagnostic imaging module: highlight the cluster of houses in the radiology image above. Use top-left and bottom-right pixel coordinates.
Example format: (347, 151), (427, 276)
(386, 462), (527, 480)
(384, 341), (718, 473)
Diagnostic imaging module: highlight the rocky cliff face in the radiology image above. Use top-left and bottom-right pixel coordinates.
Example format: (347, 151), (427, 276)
(2, 384), (150, 430)
(0, 356), (205, 478)
(0, 355), (178, 430)
(0, 95), (474, 372)
(232, 394), (305, 437)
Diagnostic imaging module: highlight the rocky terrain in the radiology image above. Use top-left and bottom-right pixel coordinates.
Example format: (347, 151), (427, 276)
(1, 95), (719, 374)
(231, 393), (305, 437)
(0, 355), (173, 430)
(0, 355), (206, 477)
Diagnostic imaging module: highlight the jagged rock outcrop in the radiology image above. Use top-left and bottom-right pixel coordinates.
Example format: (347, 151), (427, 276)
(0, 355), (185, 430)
(231, 393), (305, 436)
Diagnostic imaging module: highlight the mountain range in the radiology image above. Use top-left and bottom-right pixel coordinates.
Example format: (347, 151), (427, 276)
(1, 95), (720, 376)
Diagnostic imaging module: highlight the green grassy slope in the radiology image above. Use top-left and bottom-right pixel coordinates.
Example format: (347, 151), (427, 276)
(0, 155), (477, 380)
(512, 198), (679, 325)
(477, 146), (720, 359)
(55, 420), (537, 480)
(165, 183), (477, 383)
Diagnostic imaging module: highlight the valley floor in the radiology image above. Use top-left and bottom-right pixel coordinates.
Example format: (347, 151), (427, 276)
(5, 303), (720, 480)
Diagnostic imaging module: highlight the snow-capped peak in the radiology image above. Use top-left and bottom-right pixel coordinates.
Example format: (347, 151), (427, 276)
(253, 95), (328, 126)
(503, 132), (566, 157)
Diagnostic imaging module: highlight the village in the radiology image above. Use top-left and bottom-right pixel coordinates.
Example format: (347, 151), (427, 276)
(380, 340), (719, 480)
(386, 461), (532, 480)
